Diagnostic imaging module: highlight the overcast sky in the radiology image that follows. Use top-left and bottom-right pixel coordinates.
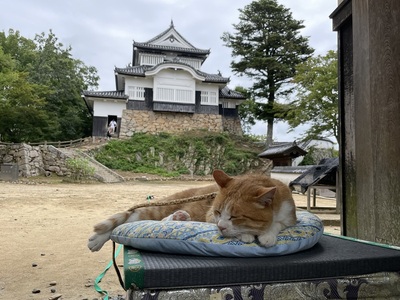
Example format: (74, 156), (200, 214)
(0, 0), (338, 141)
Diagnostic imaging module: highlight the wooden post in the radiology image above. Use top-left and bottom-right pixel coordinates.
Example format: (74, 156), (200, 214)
(331, 0), (400, 246)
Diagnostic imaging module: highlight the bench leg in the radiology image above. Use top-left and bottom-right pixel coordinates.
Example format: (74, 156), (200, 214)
(313, 188), (317, 207)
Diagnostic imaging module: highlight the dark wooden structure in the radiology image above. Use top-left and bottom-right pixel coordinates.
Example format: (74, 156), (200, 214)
(331, 0), (400, 246)
(289, 158), (339, 212)
(258, 142), (307, 167)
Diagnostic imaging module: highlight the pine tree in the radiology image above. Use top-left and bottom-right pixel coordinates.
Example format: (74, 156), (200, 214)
(222, 0), (314, 146)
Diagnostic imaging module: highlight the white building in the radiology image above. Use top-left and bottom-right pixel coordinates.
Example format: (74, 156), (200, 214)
(82, 21), (245, 138)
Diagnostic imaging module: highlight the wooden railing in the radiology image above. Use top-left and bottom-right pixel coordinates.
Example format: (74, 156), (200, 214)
(0, 137), (91, 148)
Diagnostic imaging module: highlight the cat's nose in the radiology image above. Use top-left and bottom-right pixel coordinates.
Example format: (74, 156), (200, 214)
(217, 224), (227, 232)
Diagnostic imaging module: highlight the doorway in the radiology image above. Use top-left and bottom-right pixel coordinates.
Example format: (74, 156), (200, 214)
(107, 115), (118, 136)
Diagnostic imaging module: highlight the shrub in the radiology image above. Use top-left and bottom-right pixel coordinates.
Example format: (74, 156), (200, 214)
(66, 157), (95, 181)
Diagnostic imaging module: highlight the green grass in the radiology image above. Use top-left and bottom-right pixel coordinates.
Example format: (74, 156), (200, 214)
(93, 131), (264, 177)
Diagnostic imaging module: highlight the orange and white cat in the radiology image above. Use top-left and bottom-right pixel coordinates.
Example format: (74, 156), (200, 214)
(88, 169), (296, 252)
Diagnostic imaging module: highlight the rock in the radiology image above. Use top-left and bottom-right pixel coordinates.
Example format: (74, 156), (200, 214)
(48, 294), (62, 300)
(49, 281), (57, 286)
(32, 263), (38, 267)
(51, 288), (56, 293)
(32, 288), (41, 294)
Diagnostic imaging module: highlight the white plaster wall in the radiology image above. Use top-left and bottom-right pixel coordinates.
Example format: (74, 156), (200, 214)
(124, 77), (153, 90)
(196, 83), (219, 93)
(153, 69), (195, 103)
(221, 101), (239, 109)
(94, 100), (126, 117)
(154, 69), (194, 89)
(196, 83), (219, 106)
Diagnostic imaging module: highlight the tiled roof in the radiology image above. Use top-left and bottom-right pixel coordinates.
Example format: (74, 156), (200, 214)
(133, 42), (210, 55)
(134, 21), (210, 55)
(115, 62), (229, 83)
(196, 69), (229, 83)
(82, 90), (128, 99)
(145, 21), (195, 47)
(289, 158), (338, 193)
(219, 86), (246, 99)
(258, 141), (307, 158)
(114, 65), (150, 76)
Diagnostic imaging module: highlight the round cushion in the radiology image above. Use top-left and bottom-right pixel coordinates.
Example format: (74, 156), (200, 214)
(110, 210), (323, 257)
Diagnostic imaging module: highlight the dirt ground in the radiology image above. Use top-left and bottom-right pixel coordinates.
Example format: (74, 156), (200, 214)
(0, 177), (338, 300)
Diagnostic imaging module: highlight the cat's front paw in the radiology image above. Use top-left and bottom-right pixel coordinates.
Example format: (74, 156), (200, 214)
(238, 233), (256, 243)
(88, 232), (111, 252)
(258, 232), (277, 247)
(162, 210), (191, 221)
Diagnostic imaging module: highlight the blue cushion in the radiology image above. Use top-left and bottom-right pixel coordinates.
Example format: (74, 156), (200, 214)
(110, 210), (323, 257)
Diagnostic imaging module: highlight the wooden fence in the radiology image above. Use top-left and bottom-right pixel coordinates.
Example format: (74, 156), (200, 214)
(0, 138), (89, 148)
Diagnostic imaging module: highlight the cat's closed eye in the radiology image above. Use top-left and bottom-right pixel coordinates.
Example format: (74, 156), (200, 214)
(214, 210), (221, 216)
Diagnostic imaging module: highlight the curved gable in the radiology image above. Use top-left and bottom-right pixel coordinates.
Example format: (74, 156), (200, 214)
(145, 62), (205, 81)
(151, 68), (196, 104)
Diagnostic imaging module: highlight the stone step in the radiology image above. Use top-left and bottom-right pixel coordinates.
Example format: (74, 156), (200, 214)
(297, 207), (341, 227)
(297, 206), (338, 214)
(58, 147), (124, 183)
(317, 214), (341, 226)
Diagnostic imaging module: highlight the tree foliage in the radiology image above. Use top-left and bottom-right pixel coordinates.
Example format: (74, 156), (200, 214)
(0, 29), (99, 143)
(222, 0), (314, 146)
(299, 145), (338, 166)
(234, 86), (256, 132)
(0, 46), (52, 142)
(287, 50), (338, 144)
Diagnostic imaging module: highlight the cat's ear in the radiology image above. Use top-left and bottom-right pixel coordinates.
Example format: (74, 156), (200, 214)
(213, 169), (232, 188)
(256, 187), (276, 207)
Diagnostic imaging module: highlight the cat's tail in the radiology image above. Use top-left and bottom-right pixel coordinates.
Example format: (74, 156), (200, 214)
(93, 211), (132, 234)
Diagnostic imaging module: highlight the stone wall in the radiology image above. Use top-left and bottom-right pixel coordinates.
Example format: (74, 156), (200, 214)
(0, 144), (70, 178)
(119, 110), (240, 138)
(131, 143), (269, 176)
(0, 142), (269, 179)
(223, 117), (243, 136)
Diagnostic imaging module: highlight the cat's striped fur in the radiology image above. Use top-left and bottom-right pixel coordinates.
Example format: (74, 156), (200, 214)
(88, 170), (296, 252)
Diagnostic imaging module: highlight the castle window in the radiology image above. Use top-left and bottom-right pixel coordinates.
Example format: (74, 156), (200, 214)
(179, 58), (202, 69)
(222, 101), (237, 109)
(128, 86), (145, 100)
(201, 91), (217, 105)
(156, 87), (193, 103)
(140, 54), (164, 66)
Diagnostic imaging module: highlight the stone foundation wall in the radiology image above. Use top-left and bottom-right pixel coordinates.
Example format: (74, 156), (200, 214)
(120, 110), (241, 138)
(0, 144), (70, 177)
(223, 117), (243, 136)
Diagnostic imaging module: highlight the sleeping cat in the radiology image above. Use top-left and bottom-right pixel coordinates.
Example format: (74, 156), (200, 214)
(88, 169), (296, 252)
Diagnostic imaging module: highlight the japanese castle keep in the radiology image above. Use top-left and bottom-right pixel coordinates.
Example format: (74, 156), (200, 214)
(82, 22), (245, 138)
